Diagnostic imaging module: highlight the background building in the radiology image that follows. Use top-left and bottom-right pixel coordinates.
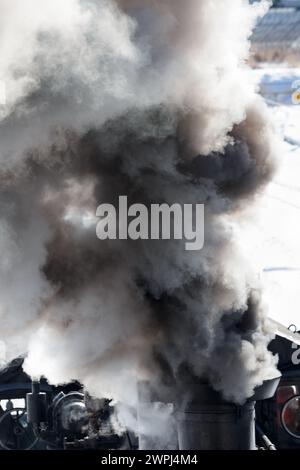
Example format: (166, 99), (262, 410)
(251, 5), (300, 64)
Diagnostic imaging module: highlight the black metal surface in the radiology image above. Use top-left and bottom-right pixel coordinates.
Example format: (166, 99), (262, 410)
(175, 383), (257, 450)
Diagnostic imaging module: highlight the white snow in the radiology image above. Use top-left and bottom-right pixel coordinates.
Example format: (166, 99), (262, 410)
(251, 66), (300, 328)
(258, 142), (300, 328)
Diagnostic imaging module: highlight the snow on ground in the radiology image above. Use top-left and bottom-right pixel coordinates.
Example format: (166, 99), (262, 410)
(258, 142), (300, 328)
(269, 104), (300, 146)
(250, 66), (300, 328)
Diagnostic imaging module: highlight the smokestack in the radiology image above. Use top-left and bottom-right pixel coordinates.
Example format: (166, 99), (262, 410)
(176, 383), (256, 450)
(175, 377), (280, 450)
(137, 376), (281, 450)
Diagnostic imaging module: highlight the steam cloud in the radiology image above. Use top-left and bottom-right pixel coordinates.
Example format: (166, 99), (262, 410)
(0, 0), (279, 432)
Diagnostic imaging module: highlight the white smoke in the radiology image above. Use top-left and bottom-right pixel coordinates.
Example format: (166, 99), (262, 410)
(0, 0), (279, 437)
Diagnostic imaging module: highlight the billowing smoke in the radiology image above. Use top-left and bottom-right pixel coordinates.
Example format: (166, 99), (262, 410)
(0, 0), (279, 430)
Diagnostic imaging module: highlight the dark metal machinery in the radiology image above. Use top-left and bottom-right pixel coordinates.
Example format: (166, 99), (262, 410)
(0, 360), (135, 450)
(0, 321), (300, 451)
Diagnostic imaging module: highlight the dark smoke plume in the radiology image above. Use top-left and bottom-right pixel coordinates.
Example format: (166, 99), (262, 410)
(0, 0), (279, 433)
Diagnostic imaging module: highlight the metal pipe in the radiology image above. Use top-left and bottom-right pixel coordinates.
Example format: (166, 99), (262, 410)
(256, 423), (276, 450)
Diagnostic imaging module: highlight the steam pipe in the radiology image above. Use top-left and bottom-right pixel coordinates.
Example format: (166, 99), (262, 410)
(26, 380), (48, 429)
(31, 381), (40, 395)
(255, 423), (276, 450)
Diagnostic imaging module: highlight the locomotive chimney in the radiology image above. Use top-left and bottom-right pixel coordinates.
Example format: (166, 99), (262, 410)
(176, 377), (280, 450)
(138, 376), (281, 450)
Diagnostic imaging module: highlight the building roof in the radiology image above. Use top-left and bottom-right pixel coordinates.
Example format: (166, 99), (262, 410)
(276, 1), (300, 7)
(251, 7), (300, 48)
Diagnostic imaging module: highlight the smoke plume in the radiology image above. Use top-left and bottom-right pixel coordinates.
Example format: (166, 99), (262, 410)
(0, 0), (279, 431)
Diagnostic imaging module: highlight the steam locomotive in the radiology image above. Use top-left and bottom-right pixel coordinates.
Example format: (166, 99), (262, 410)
(0, 360), (137, 450)
(0, 320), (299, 451)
